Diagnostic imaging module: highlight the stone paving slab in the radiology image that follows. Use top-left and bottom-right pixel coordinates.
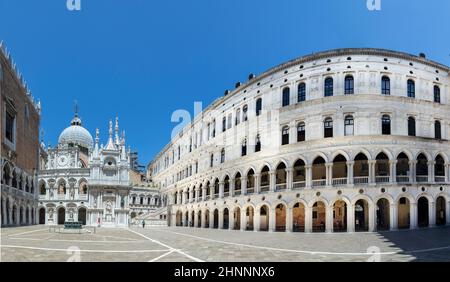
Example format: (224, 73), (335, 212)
(1, 225), (449, 262)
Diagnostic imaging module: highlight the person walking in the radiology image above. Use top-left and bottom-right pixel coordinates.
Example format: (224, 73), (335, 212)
(142, 219), (145, 228)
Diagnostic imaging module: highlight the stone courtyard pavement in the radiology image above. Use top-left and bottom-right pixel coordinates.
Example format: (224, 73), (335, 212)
(1, 225), (449, 262)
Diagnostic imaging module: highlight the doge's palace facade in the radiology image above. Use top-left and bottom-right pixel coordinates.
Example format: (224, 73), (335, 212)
(149, 48), (450, 233)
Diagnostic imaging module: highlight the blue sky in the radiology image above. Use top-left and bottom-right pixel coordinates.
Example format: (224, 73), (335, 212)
(1, 0), (449, 166)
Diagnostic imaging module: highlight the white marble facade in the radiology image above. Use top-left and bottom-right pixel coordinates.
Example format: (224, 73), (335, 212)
(38, 115), (132, 227)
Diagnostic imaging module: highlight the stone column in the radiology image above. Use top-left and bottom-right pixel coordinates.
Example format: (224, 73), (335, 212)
(347, 161), (354, 185)
(305, 165), (312, 189)
(304, 206), (312, 233)
(189, 189), (194, 203)
(209, 210), (214, 228)
(2, 199), (7, 226)
(194, 210), (198, 227)
(347, 204), (355, 232)
(368, 203), (375, 232)
(409, 160), (417, 183)
(286, 207), (293, 232)
(389, 160), (397, 183)
(269, 171), (276, 192)
(241, 177), (248, 195)
(429, 202), (436, 227)
(269, 207), (276, 232)
(229, 209), (234, 230)
(240, 209), (246, 231)
(202, 188), (206, 201)
(201, 211), (206, 228)
(286, 168), (293, 190)
(390, 203), (397, 231)
(219, 182), (224, 198)
(254, 209), (261, 231)
(325, 205), (333, 233)
(254, 174), (261, 194)
(446, 200), (450, 225)
(325, 163), (333, 186)
(445, 163), (450, 183)
(428, 161), (435, 183)
(218, 210), (224, 229)
(177, 191), (182, 205)
(410, 202), (417, 229)
(194, 188), (199, 202)
(230, 178), (235, 197)
(368, 160), (377, 184)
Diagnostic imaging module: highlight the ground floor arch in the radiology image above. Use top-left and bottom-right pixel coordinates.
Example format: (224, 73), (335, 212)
(190, 210), (195, 227)
(57, 207), (66, 225)
(204, 210), (210, 228)
(213, 209), (219, 228)
(376, 198), (390, 231)
(78, 207), (87, 225)
(176, 211), (182, 226)
(417, 197), (429, 228)
(398, 197), (410, 229)
(275, 204), (286, 231)
(197, 210), (202, 228)
(355, 199), (369, 232)
(333, 200), (347, 232)
(259, 205), (269, 231)
(223, 208), (229, 229)
(436, 196), (446, 226)
(39, 207), (45, 224)
(312, 201), (326, 232)
(234, 207), (241, 230)
(292, 202), (305, 232)
(246, 206), (254, 231)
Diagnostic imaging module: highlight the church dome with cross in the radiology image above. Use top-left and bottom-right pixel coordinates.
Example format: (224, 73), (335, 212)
(58, 114), (94, 151)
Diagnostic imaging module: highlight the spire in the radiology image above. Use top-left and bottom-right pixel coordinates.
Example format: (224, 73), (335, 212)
(115, 116), (120, 145)
(70, 101), (82, 126)
(105, 119), (116, 150)
(94, 128), (99, 157)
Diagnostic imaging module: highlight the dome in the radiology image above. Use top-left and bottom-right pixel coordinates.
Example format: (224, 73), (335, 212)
(58, 115), (94, 149)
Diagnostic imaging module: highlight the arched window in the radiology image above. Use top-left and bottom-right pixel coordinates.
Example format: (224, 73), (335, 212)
(256, 98), (262, 116)
(297, 122), (305, 142)
(241, 139), (247, 156)
(298, 83), (306, 102)
(407, 79), (415, 98)
(381, 76), (390, 95)
(281, 126), (289, 145)
(222, 116), (226, 132)
(381, 115), (391, 135)
(324, 77), (333, 97)
(435, 120), (441, 139)
(243, 105), (248, 121)
(282, 87), (290, 107)
(178, 146), (181, 160)
(255, 134), (261, 152)
(434, 85), (441, 103)
(227, 114), (232, 129)
(408, 117), (416, 136)
(235, 108), (241, 125)
(324, 117), (333, 138)
(210, 153), (214, 168)
(220, 149), (225, 163)
(344, 115), (354, 136)
(344, 75), (354, 95)
(212, 119), (216, 138)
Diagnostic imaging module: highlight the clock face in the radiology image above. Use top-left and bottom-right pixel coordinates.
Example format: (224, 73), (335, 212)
(58, 156), (68, 166)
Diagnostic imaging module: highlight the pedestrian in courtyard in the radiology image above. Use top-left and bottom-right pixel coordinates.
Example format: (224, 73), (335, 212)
(142, 219), (145, 228)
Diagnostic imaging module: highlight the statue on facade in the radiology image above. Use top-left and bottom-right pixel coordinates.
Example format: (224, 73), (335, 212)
(48, 208), (54, 219)
(106, 200), (112, 213)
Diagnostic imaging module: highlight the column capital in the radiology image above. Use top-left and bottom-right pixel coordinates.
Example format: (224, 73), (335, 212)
(325, 162), (333, 168)
(389, 160), (398, 165)
(368, 160), (377, 165)
(409, 160), (418, 165)
(346, 161), (355, 166)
